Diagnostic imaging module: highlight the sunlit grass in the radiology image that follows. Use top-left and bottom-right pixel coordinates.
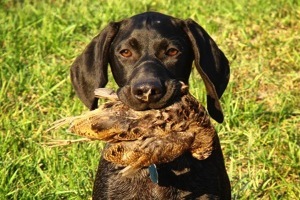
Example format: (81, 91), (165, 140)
(1, 0), (299, 199)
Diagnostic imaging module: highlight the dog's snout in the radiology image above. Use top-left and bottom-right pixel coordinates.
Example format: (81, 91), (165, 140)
(132, 81), (164, 102)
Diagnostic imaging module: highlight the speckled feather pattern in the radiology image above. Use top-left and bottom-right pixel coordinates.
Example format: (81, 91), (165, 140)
(53, 88), (216, 176)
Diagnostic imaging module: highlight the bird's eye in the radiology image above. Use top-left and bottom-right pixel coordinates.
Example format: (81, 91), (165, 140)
(165, 48), (179, 56)
(120, 49), (132, 57)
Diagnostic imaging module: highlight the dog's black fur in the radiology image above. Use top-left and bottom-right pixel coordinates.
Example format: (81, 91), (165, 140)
(71, 12), (231, 200)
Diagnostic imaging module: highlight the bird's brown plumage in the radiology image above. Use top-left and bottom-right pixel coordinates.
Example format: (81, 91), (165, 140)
(52, 85), (216, 176)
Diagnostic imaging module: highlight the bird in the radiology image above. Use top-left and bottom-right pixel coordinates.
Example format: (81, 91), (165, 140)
(50, 83), (217, 176)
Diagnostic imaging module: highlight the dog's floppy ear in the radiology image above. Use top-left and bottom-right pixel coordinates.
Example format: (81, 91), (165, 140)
(70, 22), (119, 110)
(183, 19), (230, 123)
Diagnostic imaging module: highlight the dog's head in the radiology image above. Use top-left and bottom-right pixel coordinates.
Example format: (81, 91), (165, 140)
(70, 12), (230, 123)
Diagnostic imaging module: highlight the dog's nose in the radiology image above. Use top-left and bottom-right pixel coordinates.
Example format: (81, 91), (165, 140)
(132, 81), (164, 102)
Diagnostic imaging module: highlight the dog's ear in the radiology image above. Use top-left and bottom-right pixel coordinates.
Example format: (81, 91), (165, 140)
(70, 22), (119, 110)
(183, 19), (230, 123)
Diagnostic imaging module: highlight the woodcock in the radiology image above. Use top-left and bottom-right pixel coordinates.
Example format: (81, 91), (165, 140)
(51, 83), (217, 176)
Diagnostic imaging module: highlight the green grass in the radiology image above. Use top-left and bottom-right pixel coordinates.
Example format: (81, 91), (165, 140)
(1, 0), (299, 199)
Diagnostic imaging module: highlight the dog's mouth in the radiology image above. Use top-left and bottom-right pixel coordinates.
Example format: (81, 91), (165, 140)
(117, 80), (188, 111)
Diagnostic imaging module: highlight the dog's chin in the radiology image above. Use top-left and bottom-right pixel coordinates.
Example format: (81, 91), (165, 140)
(117, 80), (186, 111)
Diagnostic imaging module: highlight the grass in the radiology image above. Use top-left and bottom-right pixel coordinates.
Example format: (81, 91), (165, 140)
(0, 0), (299, 199)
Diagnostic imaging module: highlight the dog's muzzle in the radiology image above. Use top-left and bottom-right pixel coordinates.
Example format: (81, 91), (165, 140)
(117, 80), (185, 111)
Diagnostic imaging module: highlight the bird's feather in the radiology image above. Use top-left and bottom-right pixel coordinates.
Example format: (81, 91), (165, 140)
(49, 84), (216, 176)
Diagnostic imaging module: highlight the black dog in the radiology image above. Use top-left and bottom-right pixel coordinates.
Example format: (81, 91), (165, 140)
(71, 12), (230, 200)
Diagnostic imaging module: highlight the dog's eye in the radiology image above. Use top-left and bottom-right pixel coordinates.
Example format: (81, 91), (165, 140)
(120, 49), (132, 57)
(166, 48), (179, 56)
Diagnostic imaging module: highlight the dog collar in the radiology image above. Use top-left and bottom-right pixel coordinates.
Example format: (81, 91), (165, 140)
(148, 164), (158, 184)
